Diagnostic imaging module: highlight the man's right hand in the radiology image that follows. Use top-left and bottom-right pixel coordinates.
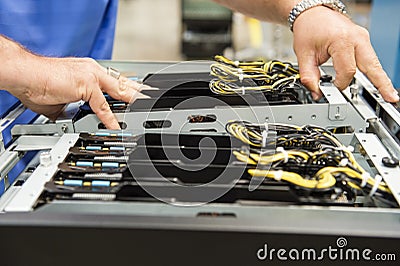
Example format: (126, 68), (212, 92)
(1, 35), (148, 130)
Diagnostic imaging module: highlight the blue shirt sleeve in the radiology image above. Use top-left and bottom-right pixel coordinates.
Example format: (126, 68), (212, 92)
(370, 0), (400, 88)
(0, 0), (118, 59)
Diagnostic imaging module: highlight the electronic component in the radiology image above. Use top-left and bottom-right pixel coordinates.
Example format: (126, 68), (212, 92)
(2, 60), (400, 263)
(22, 124), (392, 208)
(226, 121), (396, 207)
(209, 55), (309, 105)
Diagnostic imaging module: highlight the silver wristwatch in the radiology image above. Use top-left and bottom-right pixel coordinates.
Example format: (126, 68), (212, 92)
(288, 0), (347, 31)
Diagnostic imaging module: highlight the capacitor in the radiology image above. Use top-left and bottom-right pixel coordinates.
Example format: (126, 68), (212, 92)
(63, 179), (83, 186)
(92, 180), (111, 187)
(85, 146), (102, 151)
(76, 161), (94, 167)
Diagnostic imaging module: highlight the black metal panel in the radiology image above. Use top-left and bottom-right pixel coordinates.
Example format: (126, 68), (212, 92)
(0, 211), (399, 266)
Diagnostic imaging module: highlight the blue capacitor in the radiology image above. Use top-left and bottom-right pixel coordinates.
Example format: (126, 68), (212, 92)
(95, 132), (110, 137)
(101, 162), (119, 168)
(92, 180), (111, 187)
(86, 146), (102, 151)
(76, 161), (94, 167)
(117, 132), (132, 137)
(112, 103), (126, 107)
(110, 146), (125, 151)
(64, 179), (83, 186)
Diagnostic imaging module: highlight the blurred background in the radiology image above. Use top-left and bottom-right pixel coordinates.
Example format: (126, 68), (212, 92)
(112, 0), (372, 62)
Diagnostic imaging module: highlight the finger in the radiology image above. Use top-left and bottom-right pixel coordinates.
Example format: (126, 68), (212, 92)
(99, 73), (148, 103)
(140, 84), (159, 90)
(355, 35), (399, 102)
(329, 42), (357, 90)
(296, 51), (321, 100)
(135, 92), (151, 99)
(122, 76), (147, 92)
(126, 79), (157, 91)
(131, 90), (151, 100)
(88, 87), (120, 130)
(99, 65), (145, 92)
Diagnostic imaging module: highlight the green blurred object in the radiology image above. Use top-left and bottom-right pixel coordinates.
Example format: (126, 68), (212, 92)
(181, 0), (233, 59)
(182, 0), (232, 20)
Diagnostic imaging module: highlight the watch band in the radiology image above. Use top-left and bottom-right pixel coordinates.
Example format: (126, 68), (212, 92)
(288, 0), (347, 31)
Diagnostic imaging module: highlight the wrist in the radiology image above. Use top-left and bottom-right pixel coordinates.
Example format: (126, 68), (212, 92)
(0, 36), (44, 95)
(288, 0), (347, 31)
(276, 0), (303, 25)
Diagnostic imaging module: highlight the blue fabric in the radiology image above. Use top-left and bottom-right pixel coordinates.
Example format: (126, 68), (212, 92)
(0, 0), (118, 59)
(0, 91), (19, 119)
(370, 0), (400, 88)
(0, 1), (120, 194)
(0, 178), (4, 196)
(7, 151), (37, 186)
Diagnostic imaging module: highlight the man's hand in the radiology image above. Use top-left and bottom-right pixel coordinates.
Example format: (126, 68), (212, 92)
(5, 56), (147, 130)
(293, 6), (399, 102)
(23, 57), (147, 129)
(1, 35), (149, 129)
(212, 0), (398, 102)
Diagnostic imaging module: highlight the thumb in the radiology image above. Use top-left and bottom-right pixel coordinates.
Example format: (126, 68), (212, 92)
(297, 52), (321, 100)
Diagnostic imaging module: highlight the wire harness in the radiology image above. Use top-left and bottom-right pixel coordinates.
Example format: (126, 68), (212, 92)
(210, 55), (301, 95)
(226, 121), (394, 205)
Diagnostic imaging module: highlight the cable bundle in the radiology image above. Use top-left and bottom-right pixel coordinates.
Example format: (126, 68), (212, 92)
(226, 121), (394, 205)
(210, 55), (301, 95)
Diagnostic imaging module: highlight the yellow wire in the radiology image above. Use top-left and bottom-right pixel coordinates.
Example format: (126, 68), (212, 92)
(248, 169), (336, 189)
(210, 55), (300, 95)
(228, 121), (391, 194)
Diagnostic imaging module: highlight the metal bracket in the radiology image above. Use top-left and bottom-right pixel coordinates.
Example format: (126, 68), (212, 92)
(55, 119), (75, 134)
(11, 121), (74, 136)
(0, 104), (27, 151)
(14, 136), (61, 152)
(12, 123), (59, 136)
(354, 133), (400, 206)
(4, 134), (80, 212)
(54, 102), (81, 134)
(320, 84), (348, 121)
(11, 102), (80, 137)
(0, 135), (61, 192)
(0, 104), (26, 133)
(0, 149), (19, 181)
(0, 104), (28, 185)
(0, 134), (4, 155)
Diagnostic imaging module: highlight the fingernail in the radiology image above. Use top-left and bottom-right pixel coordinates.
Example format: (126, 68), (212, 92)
(142, 86), (159, 90)
(136, 93), (151, 99)
(311, 92), (320, 101)
(111, 120), (121, 130)
(392, 91), (399, 102)
(140, 85), (152, 90)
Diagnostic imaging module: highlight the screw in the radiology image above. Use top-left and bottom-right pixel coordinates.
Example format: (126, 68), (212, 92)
(61, 124), (68, 133)
(350, 84), (359, 100)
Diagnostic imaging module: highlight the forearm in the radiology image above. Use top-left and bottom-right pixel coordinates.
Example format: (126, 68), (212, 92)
(213, 0), (300, 25)
(0, 35), (43, 94)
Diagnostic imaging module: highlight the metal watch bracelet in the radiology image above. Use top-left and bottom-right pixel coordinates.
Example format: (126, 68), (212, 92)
(288, 0), (347, 31)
